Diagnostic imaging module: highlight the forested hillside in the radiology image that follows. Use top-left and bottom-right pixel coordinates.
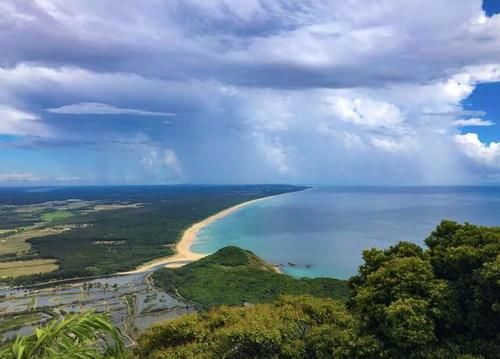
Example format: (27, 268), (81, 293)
(152, 246), (349, 306)
(139, 221), (500, 358)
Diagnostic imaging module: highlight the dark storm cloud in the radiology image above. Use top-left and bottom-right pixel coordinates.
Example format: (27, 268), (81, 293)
(2, 0), (500, 89)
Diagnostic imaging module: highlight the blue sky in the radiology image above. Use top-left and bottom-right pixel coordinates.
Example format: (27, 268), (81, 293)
(483, 0), (500, 16)
(463, 82), (500, 143)
(1, 0), (500, 185)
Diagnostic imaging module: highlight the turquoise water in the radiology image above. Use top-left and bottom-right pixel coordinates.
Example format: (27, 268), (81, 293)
(192, 187), (500, 279)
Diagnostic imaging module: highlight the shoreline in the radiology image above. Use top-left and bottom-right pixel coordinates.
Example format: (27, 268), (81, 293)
(122, 190), (303, 274)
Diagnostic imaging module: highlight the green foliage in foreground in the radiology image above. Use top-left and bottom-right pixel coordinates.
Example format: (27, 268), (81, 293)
(143, 221), (500, 358)
(0, 312), (125, 359)
(348, 220), (500, 358)
(135, 295), (379, 359)
(152, 246), (349, 306)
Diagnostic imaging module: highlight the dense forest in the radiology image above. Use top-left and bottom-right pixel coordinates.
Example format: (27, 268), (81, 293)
(152, 246), (349, 306)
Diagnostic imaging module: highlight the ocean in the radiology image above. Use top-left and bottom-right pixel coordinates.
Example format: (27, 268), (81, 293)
(192, 186), (500, 279)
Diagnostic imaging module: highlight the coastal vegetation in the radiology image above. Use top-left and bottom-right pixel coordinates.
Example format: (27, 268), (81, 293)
(152, 246), (349, 306)
(139, 221), (500, 358)
(0, 185), (303, 285)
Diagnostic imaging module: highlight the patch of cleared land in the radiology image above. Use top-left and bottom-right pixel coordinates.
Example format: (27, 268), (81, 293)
(0, 200), (142, 257)
(0, 225), (78, 256)
(0, 259), (58, 278)
(41, 210), (73, 222)
(91, 203), (144, 212)
(93, 240), (126, 245)
(0, 234), (31, 255)
(12, 200), (89, 213)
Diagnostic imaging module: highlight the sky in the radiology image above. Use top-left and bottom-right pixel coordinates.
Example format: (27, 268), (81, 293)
(1, 0), (500, 185)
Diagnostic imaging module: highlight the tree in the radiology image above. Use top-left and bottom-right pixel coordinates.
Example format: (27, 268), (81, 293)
(135, 295), (380, 359)
(0, 312), (126, 359)
(347, 221), (500, 357)
(425, 221), (500, 355)
(348, 242), (452, 358)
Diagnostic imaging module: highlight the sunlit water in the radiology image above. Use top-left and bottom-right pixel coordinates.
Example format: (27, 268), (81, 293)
(192, 187), (500, 279)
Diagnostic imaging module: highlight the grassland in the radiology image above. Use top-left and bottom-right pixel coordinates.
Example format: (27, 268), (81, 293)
(152, 246), (349, 306)
(41, 210), (73, 222)
(0, 201), (136, 258)
(0, 226), (77, 256)
(0, 259), (58, 278)
(0, 232), (32, 256)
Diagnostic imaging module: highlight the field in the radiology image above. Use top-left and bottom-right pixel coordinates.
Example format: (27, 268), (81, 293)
(0, 226), (78, 256)
(0, 259), (58, 278)
(0, 185), (305, 284)
(0, 232), (31, 256)
(41, 210), (73, 222)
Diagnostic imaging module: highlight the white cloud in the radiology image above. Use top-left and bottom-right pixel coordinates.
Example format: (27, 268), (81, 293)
(323, 96), (403, 129)
(0, 172), (40, 181)
(53, 176), (81, 181)
(254, 134), (294, 175)
(455, 133), (500, 168)
(371, 136), (418, 154)
(441, 65), (500, 103)
(47, 102), (176, 117)
(3, 0), (500, 89)
(452, 118), (495, 127)
(162, 149), (182, 177)
(238, 90), (293, 132)
(341, 132), (366, 150)
(423, 110), (487, 117)
(0, 105), (49, 136)
(141, 148), (183, 178)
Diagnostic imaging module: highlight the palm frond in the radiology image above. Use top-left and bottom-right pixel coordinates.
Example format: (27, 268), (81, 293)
(0, 312), (126, 359)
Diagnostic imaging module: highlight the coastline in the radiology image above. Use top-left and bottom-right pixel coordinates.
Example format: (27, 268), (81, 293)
(122, 190), (303, 274)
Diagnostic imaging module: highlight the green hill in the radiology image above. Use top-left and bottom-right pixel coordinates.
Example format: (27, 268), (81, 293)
(142, 221), (500, 358)
(152, 246), (349, 306)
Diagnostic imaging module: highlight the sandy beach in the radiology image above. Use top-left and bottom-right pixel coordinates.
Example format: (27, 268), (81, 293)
(122, 193), (287, 274)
